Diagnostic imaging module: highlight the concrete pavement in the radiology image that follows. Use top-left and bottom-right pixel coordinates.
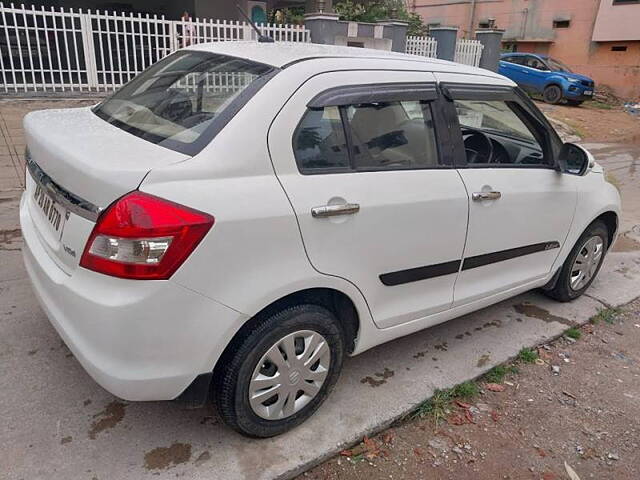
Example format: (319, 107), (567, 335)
(1, 100), (640, 480)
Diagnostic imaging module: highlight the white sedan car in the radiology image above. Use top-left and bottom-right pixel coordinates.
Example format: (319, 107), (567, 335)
(21, 42), (620, 437)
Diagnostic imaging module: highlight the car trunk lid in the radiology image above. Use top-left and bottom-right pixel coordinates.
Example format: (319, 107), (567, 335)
(23, 107), (189, 274)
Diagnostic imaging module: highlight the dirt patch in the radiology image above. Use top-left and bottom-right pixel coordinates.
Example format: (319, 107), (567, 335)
(0, 228), (22, 250)
(476, 354), (491, 368)
(538, 101), (640, 144)
(88, 401), (126, 439)
(144, 442), (192, 470)
(513, 303), (574, 326)
(194, 450), (211, 466)
(612, 234), (640, 252)
(301, 297), (640, 480)
(361, 368), (395, 388)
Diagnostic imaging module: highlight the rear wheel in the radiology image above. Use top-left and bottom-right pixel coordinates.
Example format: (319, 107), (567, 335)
(543, 85), (563, 104)
(544, 221), (608, 302)
(214, 304), (345, 437)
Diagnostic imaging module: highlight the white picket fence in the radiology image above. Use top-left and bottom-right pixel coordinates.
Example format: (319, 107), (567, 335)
(0, 2), (310, 93)
(405, 35), (437, 58)
(454, 38), (483, 67)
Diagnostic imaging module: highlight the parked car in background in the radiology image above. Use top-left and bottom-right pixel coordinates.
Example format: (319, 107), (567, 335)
(499, 53), (595, 105)
(21, 42), (619, 438)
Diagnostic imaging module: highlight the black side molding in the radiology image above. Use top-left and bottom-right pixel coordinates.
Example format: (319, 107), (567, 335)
(380, 260), (461, 286)
(379, 241), (560, 286)
(461, 241), (560, 271)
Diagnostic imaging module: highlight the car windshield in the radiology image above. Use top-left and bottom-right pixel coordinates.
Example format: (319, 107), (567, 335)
(94, 51), (273, 153)
(546, 57), (573, 73)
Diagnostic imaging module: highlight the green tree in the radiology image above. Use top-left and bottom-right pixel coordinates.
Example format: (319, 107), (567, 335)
(334, 1), (426, 36)
(271, 1), (426, 36)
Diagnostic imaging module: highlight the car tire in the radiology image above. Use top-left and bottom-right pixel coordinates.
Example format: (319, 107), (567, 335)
(544, 220), (609, 302)
(543, 85), (563, 104)
(213, 304), (345, 438)
(566, 100), (583, 106)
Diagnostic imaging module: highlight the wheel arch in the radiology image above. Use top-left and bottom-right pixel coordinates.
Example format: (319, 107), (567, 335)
(543, 81), (563, 93)
(593, 210), (618, 249)
(212, 287), (362, 381)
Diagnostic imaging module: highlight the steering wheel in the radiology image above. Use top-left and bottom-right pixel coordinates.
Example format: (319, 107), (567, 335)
(462, 129), (494, 164)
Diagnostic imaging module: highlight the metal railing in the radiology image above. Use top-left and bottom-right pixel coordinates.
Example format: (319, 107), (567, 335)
(0, 3), (310, 93)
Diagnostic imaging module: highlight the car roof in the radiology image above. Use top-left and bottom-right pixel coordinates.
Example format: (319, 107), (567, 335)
(186, 41), (504, 78)
(502, 52), (547, 59)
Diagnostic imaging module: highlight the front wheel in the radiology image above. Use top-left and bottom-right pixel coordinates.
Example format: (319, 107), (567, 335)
(543, 85), (563, 104)
(544, 220), (608, 302)
(214, 304), (345, 437)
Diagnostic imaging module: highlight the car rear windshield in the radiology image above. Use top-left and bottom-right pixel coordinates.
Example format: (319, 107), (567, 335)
(93, 50), (274, 154)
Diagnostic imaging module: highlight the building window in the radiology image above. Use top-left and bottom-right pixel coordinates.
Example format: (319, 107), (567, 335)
(613, 0), (640, 4)
(611, 45), (628, 51)
(553, 20), (571, 28)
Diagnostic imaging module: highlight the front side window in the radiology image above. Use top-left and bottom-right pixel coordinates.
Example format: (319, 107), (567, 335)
(94, 51), (273, 153)
(455, 99), (548, 167)
(293, 99), (439, 173)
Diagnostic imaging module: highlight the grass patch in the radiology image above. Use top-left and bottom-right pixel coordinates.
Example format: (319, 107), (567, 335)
(589, 100), (615, 110)
(562, 119), (587, 139)
(450, 381), (480, 399)
(413, 381), (479, 422)
(590, 307), (621, 325)
(565, 327), (582, 340)
(517, 347), (539, 364)
(483, 365), (519, 383)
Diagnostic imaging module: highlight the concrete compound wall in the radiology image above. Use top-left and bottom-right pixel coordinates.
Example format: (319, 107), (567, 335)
(414, 0), (640, 100)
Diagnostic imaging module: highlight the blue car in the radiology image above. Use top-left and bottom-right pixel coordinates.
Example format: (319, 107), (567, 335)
(499, 53), (594, 105)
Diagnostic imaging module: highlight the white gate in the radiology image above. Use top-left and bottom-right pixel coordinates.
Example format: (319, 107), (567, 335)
(454, 38), (483, 67)
(0, 2), (310, 93)
(405, 35), (437, 58)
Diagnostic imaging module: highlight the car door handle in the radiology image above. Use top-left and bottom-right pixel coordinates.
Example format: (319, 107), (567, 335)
(472, 191), (502, 201)
(311, 203), (360, 218)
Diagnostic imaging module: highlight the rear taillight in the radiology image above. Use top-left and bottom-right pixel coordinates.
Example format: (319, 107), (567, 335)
(80, 192), (214, 280)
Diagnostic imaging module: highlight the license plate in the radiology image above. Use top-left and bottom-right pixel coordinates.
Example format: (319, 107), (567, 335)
(584, 90), (593, 95)
(33, 184), (64, 232)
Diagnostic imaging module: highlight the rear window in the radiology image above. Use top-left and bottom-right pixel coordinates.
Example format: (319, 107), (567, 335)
(94, 51), (274, 154)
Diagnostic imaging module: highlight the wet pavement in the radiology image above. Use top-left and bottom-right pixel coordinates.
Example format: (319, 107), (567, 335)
(583, 142), (640, 243)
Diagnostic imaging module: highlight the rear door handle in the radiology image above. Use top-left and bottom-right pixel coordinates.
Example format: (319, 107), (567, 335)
(311, 203), (360, 218)
(472, 191), (501, 201)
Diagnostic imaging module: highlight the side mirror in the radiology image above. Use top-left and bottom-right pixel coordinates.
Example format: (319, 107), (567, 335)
(557, 143), (591, 175)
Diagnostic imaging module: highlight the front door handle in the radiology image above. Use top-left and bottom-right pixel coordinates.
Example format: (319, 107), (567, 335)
(311, 203), (360, 218)
(472, 191), (502, 201)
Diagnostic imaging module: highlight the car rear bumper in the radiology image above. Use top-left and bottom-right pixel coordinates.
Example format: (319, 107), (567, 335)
(20, 192), (247, 401)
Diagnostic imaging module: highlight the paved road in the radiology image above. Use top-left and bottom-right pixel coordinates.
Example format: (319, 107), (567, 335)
(2, 99), (639, 480)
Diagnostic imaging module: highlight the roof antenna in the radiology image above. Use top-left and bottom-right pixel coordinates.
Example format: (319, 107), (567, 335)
(236, 4), (274, 43)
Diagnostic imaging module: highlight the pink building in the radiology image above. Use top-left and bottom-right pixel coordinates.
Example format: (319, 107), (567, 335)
(412, 0), (640, 100)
